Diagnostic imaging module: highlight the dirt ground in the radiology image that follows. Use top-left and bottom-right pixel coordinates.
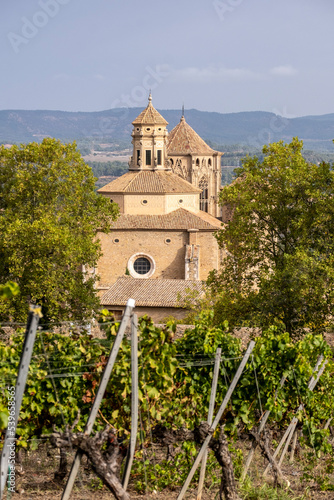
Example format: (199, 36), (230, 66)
(6, 438), (334, 500)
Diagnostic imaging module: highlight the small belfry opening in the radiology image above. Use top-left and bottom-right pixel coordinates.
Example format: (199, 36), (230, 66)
(146, 150), (152, 166)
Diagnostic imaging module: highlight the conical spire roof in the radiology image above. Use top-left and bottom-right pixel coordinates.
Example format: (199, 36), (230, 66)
(167, 116), (214, 155)
(132, 94), (168, 126)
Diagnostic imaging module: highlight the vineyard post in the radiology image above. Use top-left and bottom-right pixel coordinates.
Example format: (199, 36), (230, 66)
(0, 306), (40, 500)
(324, 417), (333, 430)
(241, 375), (286, 482)
(277, 424), (295, 467)
(197, 347), (222, 500)
(289, 428), (299, 463)
(122, 313), (139, 490)
(264, 357), (327, 475)
(61, 299), (135, 500)
(323, 417), (333, 448)
(277, 359), (328, 468)
(177, 340), (255, 500)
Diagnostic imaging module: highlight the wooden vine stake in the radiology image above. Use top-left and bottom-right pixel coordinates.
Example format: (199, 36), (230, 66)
(177, 341), (255, 500)
(289, 428), (299, 463)
(241, 375), (286, 482)
(264, 356), (327, 476)
(197, 348), (221, 500)
(0, 306), (41, 500)
(61, 299), (135, 500)
(122, 313), (139, 491)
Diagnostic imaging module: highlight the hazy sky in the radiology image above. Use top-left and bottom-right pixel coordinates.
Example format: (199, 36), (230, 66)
(1, 0), (333, 116)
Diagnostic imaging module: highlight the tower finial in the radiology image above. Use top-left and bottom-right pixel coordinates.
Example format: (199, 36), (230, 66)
(181, 103), (185, 121)
(148, 91), (152, 103)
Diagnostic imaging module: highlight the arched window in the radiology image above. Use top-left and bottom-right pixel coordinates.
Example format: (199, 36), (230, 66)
(208, 158), (212, 167)
(199, 176), (209, 212)
(196, 158), (200, 167)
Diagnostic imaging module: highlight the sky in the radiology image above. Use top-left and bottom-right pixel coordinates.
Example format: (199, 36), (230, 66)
(1, 0), (334, 117)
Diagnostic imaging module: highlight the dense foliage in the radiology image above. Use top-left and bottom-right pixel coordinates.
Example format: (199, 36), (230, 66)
(0, 313), (333, 457)
(0, 282), (19, 301)
(209, 138), (334, 334)
(0, 315), (179, 446)
(0, 139), (119, 322)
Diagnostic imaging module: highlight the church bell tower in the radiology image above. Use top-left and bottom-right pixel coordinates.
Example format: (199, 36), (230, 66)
(129, 94), (170, 171)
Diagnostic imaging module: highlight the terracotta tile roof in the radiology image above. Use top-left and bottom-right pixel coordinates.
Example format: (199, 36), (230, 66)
(110, 208), (222, 230)
(167, 116), (216, 155)
(132, 98), (168, 126)
(98, 170), (201, 194)
(100, 277), (205, 307)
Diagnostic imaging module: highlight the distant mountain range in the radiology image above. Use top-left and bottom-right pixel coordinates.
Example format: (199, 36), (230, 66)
(1, 108), (334, 151)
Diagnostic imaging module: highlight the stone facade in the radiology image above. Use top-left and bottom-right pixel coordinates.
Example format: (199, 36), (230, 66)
(96, 95), (224, 319)
(167, 115), (223, 218)
(97, 225), (222, 287)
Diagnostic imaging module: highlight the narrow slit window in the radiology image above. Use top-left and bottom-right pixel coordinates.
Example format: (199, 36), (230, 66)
(157, 150), (162, 165)
(199, 177), (209, 213)
(145, 150), (151, 166)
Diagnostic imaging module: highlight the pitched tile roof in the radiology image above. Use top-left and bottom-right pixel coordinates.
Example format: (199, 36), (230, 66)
(132, 96), (168, 126)
(167, 116), (216, 155)
(110, 208), (222, 230)
(98, 170), (201, 194)
(100, 277), (205, 307)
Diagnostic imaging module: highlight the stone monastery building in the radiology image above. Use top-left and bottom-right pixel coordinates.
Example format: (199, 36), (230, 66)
(97, 95), (224, 320)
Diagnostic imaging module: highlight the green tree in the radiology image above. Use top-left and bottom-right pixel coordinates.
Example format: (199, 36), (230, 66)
(0, 282), (19, 300)
(0, 138), (118, 322)
(209, 138), (334, 334)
